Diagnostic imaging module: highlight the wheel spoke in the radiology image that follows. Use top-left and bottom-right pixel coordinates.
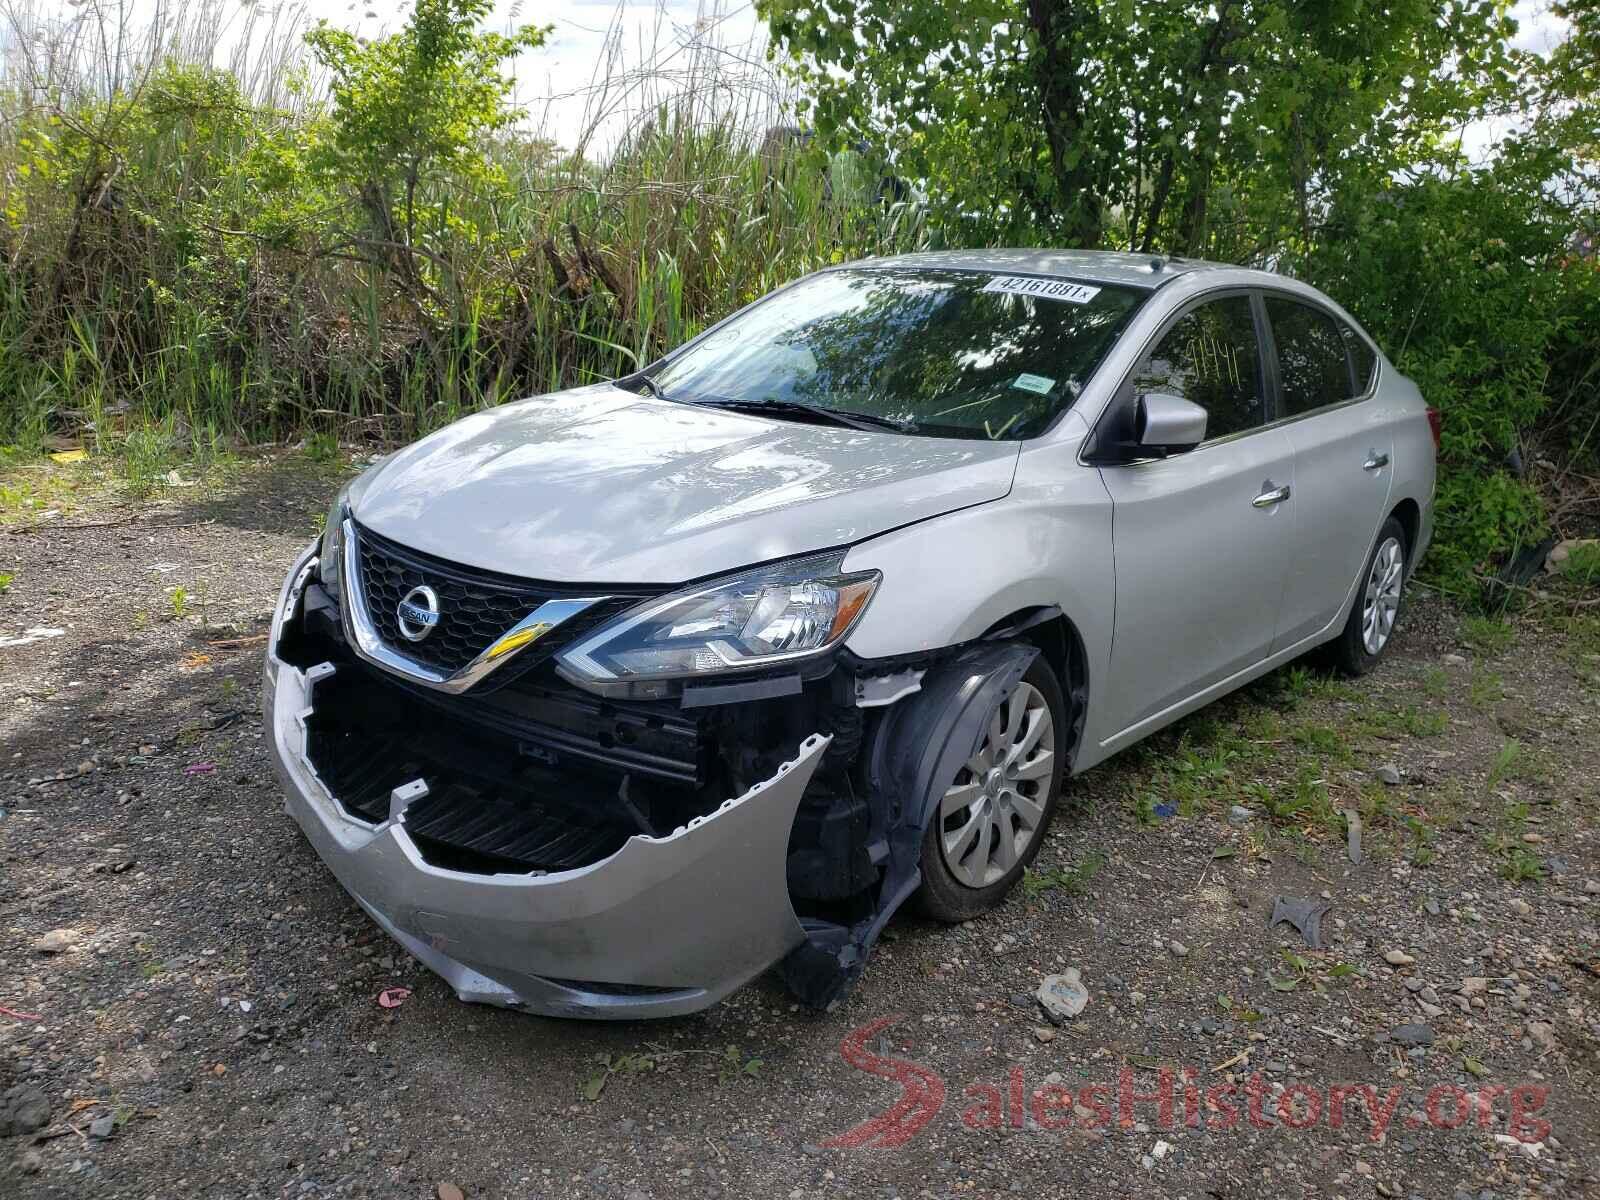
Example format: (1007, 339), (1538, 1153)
(1008, 788), (1045, 829)
(941, 780), (982, 818)
(1012, 748), (1055, 782)
(943, 807), (983, 863)
(1006, 707), (1052, 767)
(988, 705), (1007, 754)
(999, 694), (1022, 747)
(970, 815), (994, 880)
(991, 817), (1018, 871)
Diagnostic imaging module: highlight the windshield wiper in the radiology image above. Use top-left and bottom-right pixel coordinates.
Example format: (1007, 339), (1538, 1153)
(633, 374), (670, 401)
(695, 398), (914, 434)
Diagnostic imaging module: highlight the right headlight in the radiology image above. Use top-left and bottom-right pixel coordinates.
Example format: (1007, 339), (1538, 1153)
(556, 551), (879, 695)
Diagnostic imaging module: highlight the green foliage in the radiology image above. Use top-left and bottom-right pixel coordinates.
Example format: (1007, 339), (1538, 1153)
(0, 2), (919, 457)
(1022, 850), (1106, 898)
(1562, 543), (1600, 585)
(1460, 616), (1516, 654)
(758, 0), (1517, 255)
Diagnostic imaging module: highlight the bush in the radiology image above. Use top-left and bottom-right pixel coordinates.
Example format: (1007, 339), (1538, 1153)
(0, 1), (920, 451)
(1293, 159), (1600, 599)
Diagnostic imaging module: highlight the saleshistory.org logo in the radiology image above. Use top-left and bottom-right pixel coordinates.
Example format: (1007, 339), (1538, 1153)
(824, 1015), (1554, 1150)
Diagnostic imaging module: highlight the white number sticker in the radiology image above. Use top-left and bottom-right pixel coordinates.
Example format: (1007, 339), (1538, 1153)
(982, 275), (1101, 304)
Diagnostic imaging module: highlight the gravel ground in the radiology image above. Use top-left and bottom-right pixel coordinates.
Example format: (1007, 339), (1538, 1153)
(2, 456), (1599, 1199)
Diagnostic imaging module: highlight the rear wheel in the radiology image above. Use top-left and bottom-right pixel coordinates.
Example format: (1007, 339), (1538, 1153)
(1323, 516), (1408, 676)
(916, 656), (1066, 921)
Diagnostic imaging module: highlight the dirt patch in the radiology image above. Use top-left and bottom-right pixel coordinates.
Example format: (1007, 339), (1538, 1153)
(3, 458), (1598, 1198)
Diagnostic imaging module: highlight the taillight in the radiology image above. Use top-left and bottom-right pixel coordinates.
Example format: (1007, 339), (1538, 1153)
(1425, 407), (1442, 452)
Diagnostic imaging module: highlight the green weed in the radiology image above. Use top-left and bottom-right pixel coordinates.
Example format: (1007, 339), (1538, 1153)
(1460, 616), (1515, 655)
(1023, 851), (1107, 899)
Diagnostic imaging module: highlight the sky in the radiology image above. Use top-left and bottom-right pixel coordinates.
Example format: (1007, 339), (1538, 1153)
(4, 0), (1574, 157)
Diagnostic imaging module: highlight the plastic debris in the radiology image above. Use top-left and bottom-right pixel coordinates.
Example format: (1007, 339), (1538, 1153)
(0, 1005), (42, 1021)
(1494, 1133), (1545, 1159)
(377, 986), (412, 1009)
(1151, 801), (1177, 819)
(1268, 895), (1333, 950)
(1342, 807), (1364, 864)
(49, 448), (88, 464)
(1036, 968), (1088, 1024)
(184, 762), (217, 776)
(0, 627), (65, 649)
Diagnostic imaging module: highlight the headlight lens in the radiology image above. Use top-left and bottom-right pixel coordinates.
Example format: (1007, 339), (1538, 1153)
(319, 484), (351, 599)
(557, 552), (879, 690)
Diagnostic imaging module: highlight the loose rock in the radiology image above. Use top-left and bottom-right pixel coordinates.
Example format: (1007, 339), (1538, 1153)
(1390, 1024), (1434, 1047)
(0, 1084), (51, 1136)
(1384, 949), (1416, 966)
(32, 928), (77, 954)
(1374, 764), (1402, 786)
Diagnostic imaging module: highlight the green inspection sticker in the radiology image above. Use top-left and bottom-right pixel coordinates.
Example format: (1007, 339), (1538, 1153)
(1012, 373), (1055, 395)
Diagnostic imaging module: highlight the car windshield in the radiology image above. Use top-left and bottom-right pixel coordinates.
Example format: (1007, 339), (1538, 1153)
(649, 268), (1146, 440)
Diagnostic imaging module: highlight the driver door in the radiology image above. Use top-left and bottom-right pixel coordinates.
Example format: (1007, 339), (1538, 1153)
(1096, 292), (1297, 740)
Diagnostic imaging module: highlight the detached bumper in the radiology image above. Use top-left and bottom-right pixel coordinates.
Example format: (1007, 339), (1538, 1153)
(264, 549), (826, 1019)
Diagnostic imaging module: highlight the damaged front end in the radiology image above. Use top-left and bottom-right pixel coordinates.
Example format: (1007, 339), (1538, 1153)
(265, 530), (1073, 1017)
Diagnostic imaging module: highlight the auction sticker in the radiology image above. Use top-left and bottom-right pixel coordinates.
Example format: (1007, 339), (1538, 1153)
(982, 276), (1101, 304)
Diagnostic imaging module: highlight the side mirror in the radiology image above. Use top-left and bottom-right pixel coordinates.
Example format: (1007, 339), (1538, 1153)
(1135, 392), (1208, 453)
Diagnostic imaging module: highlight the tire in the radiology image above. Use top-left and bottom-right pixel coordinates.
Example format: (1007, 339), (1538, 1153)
(1323, 516), (1409, 677)
(916, 655), (1067, 922)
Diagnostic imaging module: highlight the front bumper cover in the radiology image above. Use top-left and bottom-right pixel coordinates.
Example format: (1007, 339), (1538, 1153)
(265, 545), (829, 1019)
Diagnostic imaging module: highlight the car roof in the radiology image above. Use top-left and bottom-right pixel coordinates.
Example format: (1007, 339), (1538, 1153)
(849, 248), (1243, 290)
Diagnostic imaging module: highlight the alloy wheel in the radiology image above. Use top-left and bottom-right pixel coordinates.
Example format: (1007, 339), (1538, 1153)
(938, 681), (1055, 888)
(1362, 535), (1405, 655)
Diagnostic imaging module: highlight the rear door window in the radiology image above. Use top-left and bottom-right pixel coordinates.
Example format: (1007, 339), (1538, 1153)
(1265, 295), (1356, 417)
(1130, 295), (1266, 440)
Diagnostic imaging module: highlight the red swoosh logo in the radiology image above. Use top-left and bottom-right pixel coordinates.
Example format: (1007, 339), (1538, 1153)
(824, 1015), (947, 1149)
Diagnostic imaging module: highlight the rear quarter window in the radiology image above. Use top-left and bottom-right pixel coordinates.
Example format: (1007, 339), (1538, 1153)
(1342, 324), (1379, 394)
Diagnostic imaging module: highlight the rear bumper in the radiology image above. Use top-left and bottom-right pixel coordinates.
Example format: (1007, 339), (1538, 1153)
(264, 546), (826, 1019)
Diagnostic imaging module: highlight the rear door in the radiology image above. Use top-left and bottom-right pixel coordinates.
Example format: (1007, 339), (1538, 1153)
(1097, 292), (1297, 738)
(1262, 294), (1393, 649)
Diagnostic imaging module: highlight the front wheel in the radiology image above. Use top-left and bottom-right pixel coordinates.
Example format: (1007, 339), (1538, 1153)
(916, 656), (1066, 922)
(1324, 516), (1409, 676)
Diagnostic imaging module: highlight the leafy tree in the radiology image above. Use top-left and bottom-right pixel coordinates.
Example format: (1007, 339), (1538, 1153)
(306, 0), (548, 260)
(758, 0), (1517, 255)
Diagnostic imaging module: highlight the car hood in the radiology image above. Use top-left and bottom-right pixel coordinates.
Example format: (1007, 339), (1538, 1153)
(352, 384), (1020, 583)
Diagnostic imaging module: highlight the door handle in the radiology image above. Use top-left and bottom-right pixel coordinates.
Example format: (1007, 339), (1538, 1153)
(1252, 482), (1291, 508)
(1363, 450), (1390, 471)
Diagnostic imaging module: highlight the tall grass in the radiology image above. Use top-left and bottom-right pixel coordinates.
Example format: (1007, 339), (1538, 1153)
(0, 0), (924, 456)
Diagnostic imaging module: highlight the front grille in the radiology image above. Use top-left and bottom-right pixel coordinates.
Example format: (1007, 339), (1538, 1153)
(353, 522), (648, 679)
(301, 656), (723, 875)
